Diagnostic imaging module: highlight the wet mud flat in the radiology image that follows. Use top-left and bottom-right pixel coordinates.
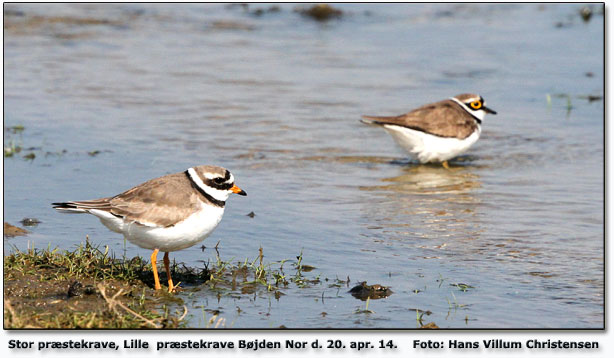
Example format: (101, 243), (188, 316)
(4, 241), (187, 328)
(4, 239), (443, 329)
(2, 241), (346, 328)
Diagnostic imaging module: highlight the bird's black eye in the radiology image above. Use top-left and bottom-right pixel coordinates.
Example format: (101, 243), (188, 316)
(213, 177), (225, 184)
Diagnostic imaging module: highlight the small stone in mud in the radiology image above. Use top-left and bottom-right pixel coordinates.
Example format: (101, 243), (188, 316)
(246, 211), (256, 218)
(67, 281), (83, 297)
(575, 94), (603, 102)
(420, 322), (439, 329)
(297, 4), (343, 22)
(88, 150), (101, 156)
(205, 309), (221, 316)
(4, 222), (28, 237)
(20, 218), (41, 226)
(83, 285), (96, 295)
(579, 7), (593, 22)
(251, 5), (281, 16)
(300, 264), (316, 272)
(210, 20), (256, 31)
(349, 281), (392, 300)
(23, 152), (35, 161)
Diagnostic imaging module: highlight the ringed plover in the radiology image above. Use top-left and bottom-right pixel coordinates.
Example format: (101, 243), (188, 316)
(53, 165), (246, 292)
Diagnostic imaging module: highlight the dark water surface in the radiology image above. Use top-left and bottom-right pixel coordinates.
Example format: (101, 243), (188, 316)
(3, 3), (603, 328)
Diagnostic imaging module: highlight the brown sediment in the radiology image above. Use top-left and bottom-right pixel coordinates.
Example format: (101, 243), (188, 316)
(3, 244), (187, 328)
(210, 20), (256, 31)
(296, 4), (343, 22)
(419, 322), (439, 329)
(4, 222), (28, 237)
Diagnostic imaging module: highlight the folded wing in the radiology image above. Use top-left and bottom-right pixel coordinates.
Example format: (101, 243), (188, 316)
(362, 99), (478, 139)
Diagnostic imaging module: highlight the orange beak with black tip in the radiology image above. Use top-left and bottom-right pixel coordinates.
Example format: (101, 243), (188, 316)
(231, 184), (247, 196)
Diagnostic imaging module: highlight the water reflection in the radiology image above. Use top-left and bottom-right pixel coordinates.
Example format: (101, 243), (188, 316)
(359, 164), (482, 259)
(362, 163), (481, 195)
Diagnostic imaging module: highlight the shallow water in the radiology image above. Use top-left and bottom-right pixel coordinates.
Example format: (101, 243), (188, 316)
(3, 3), (604, 328)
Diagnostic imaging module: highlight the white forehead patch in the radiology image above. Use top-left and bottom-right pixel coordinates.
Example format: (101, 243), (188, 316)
(450, 97), (472, 111)
(202, 170), (232, 182)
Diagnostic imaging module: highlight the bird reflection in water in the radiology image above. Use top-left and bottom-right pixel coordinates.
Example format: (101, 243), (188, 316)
(359, 163), (483, 258)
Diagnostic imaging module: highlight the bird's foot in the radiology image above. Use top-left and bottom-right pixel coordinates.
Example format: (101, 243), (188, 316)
(167, 281), (182, 293)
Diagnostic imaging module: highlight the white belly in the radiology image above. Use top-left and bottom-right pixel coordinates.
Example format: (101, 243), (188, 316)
(90, 204), (225, 252)
(383, 125), (481, 163)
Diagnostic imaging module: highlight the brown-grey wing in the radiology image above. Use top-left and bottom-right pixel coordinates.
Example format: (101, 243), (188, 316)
(364, 100), (477, 139)
(109, 175), (199, 227)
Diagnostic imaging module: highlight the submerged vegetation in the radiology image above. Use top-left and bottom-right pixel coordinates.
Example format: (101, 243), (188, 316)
(3, 124), (109, 160)
(4, 125), (25, 158)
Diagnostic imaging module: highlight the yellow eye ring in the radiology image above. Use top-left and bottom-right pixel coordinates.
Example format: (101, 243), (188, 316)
(470, 101), (482, 109)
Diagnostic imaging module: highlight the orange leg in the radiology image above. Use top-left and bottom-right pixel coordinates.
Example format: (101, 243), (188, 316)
(150, 249), (161, 290)
(163, 252), (175, 293)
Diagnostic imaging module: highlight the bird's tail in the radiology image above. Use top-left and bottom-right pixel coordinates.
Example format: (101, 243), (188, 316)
(52, 199), (111, 213)
(360, 115), (395, 126)
(52, 202), (88, 213)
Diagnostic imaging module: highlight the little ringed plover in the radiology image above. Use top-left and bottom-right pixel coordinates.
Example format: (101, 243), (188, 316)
(53, 165), (246, 292)
(362, 93), (496, 168)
